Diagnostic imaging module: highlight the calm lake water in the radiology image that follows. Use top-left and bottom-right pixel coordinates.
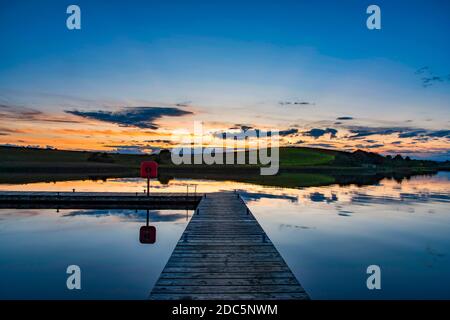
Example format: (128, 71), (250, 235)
(0, 172), (449, 299)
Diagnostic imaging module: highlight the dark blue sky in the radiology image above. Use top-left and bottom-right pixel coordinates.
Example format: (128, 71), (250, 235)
(1, 0), (449, 70)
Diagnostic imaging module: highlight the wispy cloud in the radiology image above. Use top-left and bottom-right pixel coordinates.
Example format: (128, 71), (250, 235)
(105, 145), (147, 154)
(65, 106), (193, 129)
(144, 139), (174, 145)
(398, 130), (428, 138)
(0, 104), (80, 124)
(346, 125), (450, 140)
(428, 130), (450, 138)
(303, 128), (337, 139)
(279, 128), (299, 136)
(415, 66), (430, 75)
(229, 124), (254, 131)
(175, 101), (192, 107)
(305, 142), (336, 148)
(354, 143), (384, 149)
(415, 66), (450, 88)
(104, 143), (164, 154)
(0, 126), (23, 135)
(278, 100), (315, 106)
(213, 127), (298, 140)
(348, 126), (404, 138)
(422, 76), (446, 87)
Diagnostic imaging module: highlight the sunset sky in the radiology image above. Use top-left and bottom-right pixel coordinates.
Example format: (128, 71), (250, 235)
(0, 0), (449, 160)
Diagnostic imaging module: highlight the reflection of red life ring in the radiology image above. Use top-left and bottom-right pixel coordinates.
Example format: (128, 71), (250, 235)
(140, 226), (156, 244)
(140, 161), (158, 179)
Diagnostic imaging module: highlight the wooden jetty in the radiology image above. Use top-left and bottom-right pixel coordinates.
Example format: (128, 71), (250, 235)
(0, 191), (201, 209)
(149, 192), (309, 300)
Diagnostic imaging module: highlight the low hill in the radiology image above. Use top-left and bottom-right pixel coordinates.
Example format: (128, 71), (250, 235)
(1, 145), (445, 169)
(0, 145), (446, 185)
(0, 146), (156, 167)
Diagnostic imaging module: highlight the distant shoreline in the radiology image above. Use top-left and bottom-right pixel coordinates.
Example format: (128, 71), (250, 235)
(0, 145), (447, 187)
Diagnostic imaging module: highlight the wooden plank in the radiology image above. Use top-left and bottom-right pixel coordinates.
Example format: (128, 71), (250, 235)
(149, 292), (309, 300)
(165, 262), (288, 268)
(157, 272), (297, 279)
(155, 278), (299, 286)
(151, 285), (305, 294)
(168, 254), (283, 260)
(160, 266), (291, 273)
(149, 192), (309, 300)
(172, 244), (275, 248)
(167, 257), (285, 263)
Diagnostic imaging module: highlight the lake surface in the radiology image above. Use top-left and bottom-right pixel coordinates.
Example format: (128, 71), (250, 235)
(0, 173), (449, 299)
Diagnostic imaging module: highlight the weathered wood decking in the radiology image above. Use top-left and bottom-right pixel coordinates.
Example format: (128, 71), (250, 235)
(149, 192), (309, 300)
(0, 191), (201, 209)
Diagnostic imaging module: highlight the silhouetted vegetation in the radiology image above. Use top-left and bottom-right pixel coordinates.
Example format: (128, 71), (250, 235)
(87, 152), (115, 163)
(0, 145), (448, 187)
(332, 148), (446, 169)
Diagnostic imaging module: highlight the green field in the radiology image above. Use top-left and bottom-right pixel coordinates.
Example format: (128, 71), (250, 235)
(279, 147), (334, 167)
